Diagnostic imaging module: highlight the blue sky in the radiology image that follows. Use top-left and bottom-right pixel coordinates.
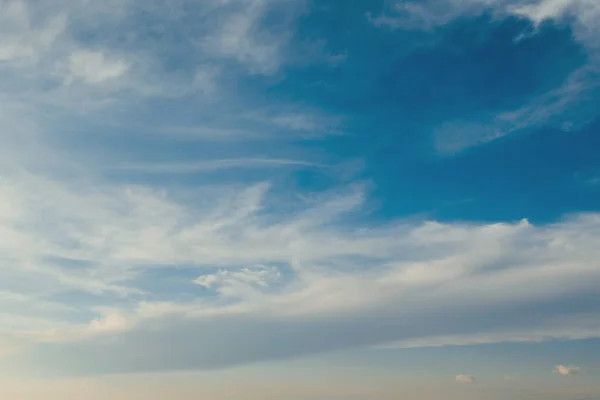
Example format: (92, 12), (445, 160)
(1, 0), (600, 399)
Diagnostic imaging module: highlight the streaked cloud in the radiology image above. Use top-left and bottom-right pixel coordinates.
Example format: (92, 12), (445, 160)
(1, 167), (600, 374)
(434, 66), (600, 153)
(371, 0), (600, 153)
(371, 0), (600, 42)
(1, 0), (599, 384)
(110, 158), (320, 174)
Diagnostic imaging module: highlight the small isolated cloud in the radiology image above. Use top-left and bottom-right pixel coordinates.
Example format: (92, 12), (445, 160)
(194, 265), (282, 298)
(554, 365), (581, 375)
(455, 374), (476, 383)
(587, 177), (600, 186)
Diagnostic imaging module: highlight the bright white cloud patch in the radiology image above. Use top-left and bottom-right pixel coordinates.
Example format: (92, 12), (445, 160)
(553, 365), (581, 375)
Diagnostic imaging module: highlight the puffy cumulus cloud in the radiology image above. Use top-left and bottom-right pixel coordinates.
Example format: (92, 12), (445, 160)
(553, 365), (581, 375)
(456, 374), (476, 383)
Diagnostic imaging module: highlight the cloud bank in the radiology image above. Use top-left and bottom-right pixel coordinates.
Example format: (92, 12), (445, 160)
(2, 170), (600, 375)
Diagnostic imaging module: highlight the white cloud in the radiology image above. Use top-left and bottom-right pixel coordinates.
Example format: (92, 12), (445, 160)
(434, 66), (600, 153)
(110, 158), (319, 174)
(1, 164), (600, 374)
(371, 0), (600, 41)
(456, 374), (476, 383)
(508, 0), (600, 45)
(201, 0), (289, 75)
(65, 50), (130, 84)
(0, 0), (310, 113)
(145, 106), (343, 142)
(510, 0), (576, 24)
(553, 365), (581, 375)
(193, 265), (282, 298)
(379, 314), (600, 348)
(0, 0), (66, 63)
(88, 311), (131, 334)
(372, 0), (600, 152)
(1, 89), (599, 373)
(2, 0), (600, 378)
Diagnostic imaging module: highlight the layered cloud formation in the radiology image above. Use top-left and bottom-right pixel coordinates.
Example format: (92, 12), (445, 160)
(3, 171), (600, 374)
(1, 0), (600, 377)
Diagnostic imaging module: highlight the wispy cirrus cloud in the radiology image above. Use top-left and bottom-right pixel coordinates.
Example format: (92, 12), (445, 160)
(370, 0), (600, 153)
(434, 66), (600, 153)
(0, 0), (309, 107)
(200, 0), (296, 75)
(2, 165), (600, 374)
(370, 0), (600, 41)
(2, 0), (600, 381)
(110, 158), (320, 174)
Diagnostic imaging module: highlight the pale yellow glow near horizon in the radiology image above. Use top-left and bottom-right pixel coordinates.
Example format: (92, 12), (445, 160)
(1, 372), (598, 400)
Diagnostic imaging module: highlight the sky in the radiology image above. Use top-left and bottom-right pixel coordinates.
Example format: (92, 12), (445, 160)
(1, 0), (600, 399)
